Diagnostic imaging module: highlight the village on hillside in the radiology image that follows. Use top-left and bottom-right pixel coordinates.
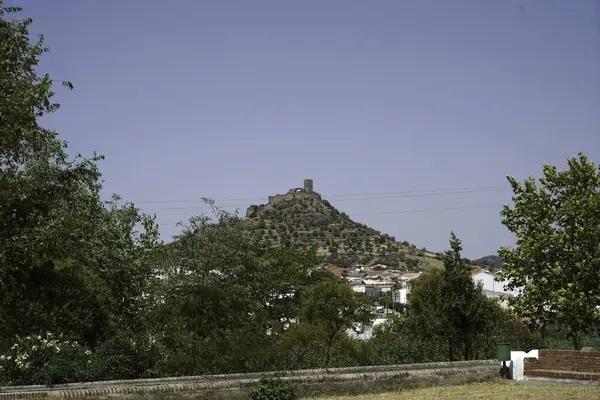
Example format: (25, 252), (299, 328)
(325, 263), (522, 340)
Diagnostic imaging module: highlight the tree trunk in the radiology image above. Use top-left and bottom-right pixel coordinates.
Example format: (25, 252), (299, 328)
(540, 324), (546, 341)
(448, 339), (454, 361)
(463, 340), (471, 361)
(325, 328), (339, 366)
(571, 332), (581, 350)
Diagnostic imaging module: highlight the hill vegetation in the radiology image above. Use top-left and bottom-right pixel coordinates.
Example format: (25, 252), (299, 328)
(244, 186), (443, 270)
(472, 255), (503, 271)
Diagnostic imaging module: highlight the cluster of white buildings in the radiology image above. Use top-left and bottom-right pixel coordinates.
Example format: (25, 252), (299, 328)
(337, 264), (521, 340)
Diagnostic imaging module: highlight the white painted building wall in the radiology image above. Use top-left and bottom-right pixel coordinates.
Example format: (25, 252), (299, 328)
(472, 271), (521, 298)
(363, 279), (391, 286)
(347, 318), (388, 340)
(394, 288), (408, 304)
(352, 285), (366, 293)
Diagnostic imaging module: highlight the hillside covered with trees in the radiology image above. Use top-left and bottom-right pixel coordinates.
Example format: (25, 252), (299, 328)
(472, 255), (503, 271)
(244, 186), (443, 270)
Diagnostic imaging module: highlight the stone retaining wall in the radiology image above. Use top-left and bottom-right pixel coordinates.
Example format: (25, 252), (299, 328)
(0, 360), (499, 399)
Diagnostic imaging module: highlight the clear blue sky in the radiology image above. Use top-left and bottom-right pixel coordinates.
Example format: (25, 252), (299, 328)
(14, 0), (600, 258)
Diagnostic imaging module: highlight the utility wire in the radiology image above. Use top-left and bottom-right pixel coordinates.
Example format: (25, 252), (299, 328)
(326, 185), (508, 198)
(156, 203), (505, 227)
(351, 204), (503, 216)
(136, 186), (510, 212)
(115, 184), (510, 205)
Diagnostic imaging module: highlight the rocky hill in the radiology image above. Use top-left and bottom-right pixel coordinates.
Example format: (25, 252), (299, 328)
(244, 180), (443, 271)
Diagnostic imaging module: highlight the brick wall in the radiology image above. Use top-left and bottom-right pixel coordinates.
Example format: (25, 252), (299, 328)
(524, 349), (600, 380)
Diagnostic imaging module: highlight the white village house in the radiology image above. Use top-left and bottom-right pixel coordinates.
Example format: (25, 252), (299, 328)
(347, 268), (524, 340)
(471, 270), (521, 298)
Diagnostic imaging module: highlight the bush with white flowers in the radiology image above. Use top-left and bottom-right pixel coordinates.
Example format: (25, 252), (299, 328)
(0, 332), (92, 386)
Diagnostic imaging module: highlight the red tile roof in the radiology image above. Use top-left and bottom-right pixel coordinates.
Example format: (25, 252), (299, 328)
(327, 267), (345, 278)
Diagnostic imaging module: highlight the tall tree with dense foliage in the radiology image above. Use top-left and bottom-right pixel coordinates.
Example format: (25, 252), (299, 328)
(498, 153), (600, 349)
(409, 232), (492, 360)
(0, 2), (159, 349)
(151, 203), (332, 374)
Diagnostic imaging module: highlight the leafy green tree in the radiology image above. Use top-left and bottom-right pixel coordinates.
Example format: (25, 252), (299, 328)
(471, 300), (539, 359)
(406, 270), (446, 339)
(409, 233), (493, 360)
(368, 316), (447, 365)
(299, 278), (373, 362)
(0, 2), (69, 163)
(0, 2), (159, 348)
(150, 206), (266, 374)
(272, 323), (330, 370)
(405, 258), (419, 269)
(498, 153), (600, 348)
(84, 197), (160, 336)
(152, 204), (257, 338)
(152, 203), (330, 374)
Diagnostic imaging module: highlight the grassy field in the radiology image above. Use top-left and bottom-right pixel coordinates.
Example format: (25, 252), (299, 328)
(310, 380), (600, 400)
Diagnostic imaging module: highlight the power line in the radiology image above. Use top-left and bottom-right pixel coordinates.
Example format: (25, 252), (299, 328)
(327, 185), (508, 198)
(136, 186), (511, 212)
(351, 204), (503, 216)
(156, 203), (505, 227)
(116, 184), (510, 205)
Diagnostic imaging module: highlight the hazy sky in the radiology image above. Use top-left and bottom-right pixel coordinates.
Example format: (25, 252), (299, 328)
(14, 0), (600, 258)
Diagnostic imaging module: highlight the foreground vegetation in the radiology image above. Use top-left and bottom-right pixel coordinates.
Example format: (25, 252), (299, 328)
(310, 381), (600, 400)
(2, 1), (600, 388)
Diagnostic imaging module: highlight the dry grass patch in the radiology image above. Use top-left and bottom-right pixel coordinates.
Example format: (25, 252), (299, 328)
(308, 380), (600, 400)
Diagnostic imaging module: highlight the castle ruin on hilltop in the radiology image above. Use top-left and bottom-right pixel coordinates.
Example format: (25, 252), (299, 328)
(267, 178), (322, 203)
(245, 179), (321, 218)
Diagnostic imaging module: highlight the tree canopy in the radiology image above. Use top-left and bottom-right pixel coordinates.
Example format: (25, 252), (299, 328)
(409, 232), (496, 360)
(0, 1), (160, 348)
(498, 153), (600, 348)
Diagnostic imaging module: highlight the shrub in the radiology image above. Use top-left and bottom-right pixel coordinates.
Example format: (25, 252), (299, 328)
(0, 332), (91, 386)
(248, 378), (296, 400)
(271, 323), (329, 371)
(87, 332), (163, 381)
(366, 318), (447, 365)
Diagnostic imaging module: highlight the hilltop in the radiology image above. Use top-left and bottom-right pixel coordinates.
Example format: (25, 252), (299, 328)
(244, 179), (443, 271)
(472, 255), (503, 271)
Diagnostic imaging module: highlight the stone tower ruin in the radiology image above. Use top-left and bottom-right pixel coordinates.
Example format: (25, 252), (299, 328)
(303, 179), (313, 193)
